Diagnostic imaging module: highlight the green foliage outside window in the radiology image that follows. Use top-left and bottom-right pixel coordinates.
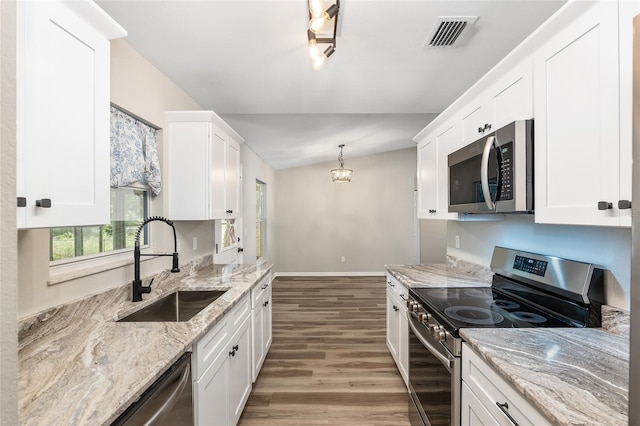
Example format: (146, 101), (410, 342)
(50, 187), (148, 261)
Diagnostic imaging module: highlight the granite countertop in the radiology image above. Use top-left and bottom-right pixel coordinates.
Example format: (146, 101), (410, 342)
(460, 323), (629, 426)
(385, 259), (493, 288)
(387, 260), (629, 425)
(18, 257), (272, 426)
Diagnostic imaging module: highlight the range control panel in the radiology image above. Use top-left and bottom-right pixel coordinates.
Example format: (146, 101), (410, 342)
(513, 255), (548, 277)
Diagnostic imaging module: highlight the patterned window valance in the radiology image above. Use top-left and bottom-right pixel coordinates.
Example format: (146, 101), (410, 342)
(110, 106), (162, 196)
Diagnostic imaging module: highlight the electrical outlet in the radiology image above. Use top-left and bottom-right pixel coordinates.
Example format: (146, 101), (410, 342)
(455, 235), (460, 249)
(193, 237), (198, 251)
(341, 256), (346, 262)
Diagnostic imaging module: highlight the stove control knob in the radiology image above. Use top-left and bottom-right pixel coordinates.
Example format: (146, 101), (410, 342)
(406, 299), (416, 310)
(418, 313), (428, 323)
(430, 324), (442, 338)
(436, 330), (446, 342)
(412, 304), (420, 313)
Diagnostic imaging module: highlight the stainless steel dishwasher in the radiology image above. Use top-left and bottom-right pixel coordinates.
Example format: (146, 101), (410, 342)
(111, 352), (194, 425)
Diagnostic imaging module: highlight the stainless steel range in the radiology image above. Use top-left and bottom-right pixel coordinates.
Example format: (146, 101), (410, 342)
(406, 246), (605, 426)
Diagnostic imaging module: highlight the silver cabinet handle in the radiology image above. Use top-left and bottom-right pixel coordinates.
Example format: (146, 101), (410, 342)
(496, 402), (520, 426)
(480, 135), (496, 210)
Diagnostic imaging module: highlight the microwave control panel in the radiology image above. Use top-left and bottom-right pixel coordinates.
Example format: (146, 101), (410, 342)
(498, 141), (513, 201)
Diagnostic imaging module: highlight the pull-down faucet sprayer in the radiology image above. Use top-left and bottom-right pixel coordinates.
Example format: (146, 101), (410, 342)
(132, 216), (180, 302)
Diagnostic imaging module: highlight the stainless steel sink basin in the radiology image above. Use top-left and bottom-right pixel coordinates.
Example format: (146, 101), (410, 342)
(118, 290), (226, 322)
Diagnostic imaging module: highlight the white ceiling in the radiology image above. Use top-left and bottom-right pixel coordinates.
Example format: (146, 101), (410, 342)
(97, 0), (566, 170)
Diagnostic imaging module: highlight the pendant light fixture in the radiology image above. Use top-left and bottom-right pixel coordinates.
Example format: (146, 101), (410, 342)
(307, 0), (339, 70)
(331, 144), (353, 183)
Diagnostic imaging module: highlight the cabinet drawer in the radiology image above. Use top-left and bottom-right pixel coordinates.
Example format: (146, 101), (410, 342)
(251, 274), (271, 309)
(229, 294), (251, 330)
(193, 317), (229, 380)
(462, 343), (551, 426)
(386, 274), (408, 307)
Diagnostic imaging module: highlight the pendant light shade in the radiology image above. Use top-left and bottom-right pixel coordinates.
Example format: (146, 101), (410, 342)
(331, 144), (353, 182)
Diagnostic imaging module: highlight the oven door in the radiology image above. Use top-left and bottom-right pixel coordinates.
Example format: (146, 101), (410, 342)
(408, 312), (460, 426)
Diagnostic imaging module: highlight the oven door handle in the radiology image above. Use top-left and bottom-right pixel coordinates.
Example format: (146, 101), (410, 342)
(480, 135), (496, 210)
(409, 312), (454, 372)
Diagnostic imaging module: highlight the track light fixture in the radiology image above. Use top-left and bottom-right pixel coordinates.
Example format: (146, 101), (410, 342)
(307, 0), (339, 70)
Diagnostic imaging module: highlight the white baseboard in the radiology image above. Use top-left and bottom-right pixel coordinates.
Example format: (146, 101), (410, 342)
(273, 271), (385, 278)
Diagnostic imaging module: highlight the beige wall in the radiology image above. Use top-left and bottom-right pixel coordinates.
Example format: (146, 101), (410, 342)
(1, 1), (18, 423)
(420, 219), (447, 264)
(274, 148), (420, 273)
(240, 145), (276, 264)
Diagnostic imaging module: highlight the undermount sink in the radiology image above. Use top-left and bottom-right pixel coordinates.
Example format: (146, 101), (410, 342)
(118, 290), (226, 322)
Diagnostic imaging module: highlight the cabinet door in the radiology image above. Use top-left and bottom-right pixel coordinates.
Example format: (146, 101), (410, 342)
(251, 299), (265, 383)
(210, 129), (227, 219)
(167, 121), (209, 220)
(461, 382), (499, 426)
(225, 139), (241, 218)
(435, 122), (462, 220)
(398, 309), (409, 386)
(17, 0), (111, 228)
(417, 137), (437, 218)
(489, 59), (533, 130)
(534, 1), (621, 226)
(263, 288), (273, 356)
(617, 0), (639, 227)
(228, 317), (252, 426)
(194, 349), (229, 426)
(460, 99), (490, 146)
(385, 288), (399, 362)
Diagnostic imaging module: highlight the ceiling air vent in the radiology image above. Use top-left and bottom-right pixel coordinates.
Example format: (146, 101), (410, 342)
(424, 16), (478, 49)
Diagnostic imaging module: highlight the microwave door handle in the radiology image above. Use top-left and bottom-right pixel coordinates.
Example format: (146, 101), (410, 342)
(480, 135), (496, 210)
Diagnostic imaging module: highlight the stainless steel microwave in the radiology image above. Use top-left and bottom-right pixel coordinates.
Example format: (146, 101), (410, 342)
(448, 119), (533, 214)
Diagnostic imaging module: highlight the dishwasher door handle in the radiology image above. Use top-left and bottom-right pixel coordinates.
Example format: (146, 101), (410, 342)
(144, 359), (191, 425)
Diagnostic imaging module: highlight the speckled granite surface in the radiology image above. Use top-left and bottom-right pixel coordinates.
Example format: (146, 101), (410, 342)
(18, 257), (272, 426)
(384, 258), (492, 288)
(461, 327), (629, 426)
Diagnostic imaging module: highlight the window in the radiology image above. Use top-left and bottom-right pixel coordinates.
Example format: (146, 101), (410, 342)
(256, 180), (266, 260)
(220, 219), (237, 250)
(50, 106), (159, 263)
(50, 187), (149, 262)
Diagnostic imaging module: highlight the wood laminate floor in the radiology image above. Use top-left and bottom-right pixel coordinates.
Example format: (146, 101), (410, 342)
(238, 276), (412, 426)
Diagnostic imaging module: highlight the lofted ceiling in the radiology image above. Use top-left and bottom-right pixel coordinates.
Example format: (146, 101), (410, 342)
(97, 0), (566, 170)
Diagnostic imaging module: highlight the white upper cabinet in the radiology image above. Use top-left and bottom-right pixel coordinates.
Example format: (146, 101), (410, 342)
(533, 0), (629, 227)
(167, 111), (243, 221)
(16, 0), (125, 228)
(460, 60), (533, 146)
(415, 0), (633, 227)
(417, 119), (461, 220)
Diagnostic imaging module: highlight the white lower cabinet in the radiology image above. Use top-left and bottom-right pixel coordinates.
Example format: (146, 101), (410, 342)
(385, 274), (408, 386)
(251, 274), (273, 382)
(228, 316), (252, 426)
(193, 295), (252, 426)
(461, 382), (498, 426)
(461, 343), (551, 426)
(194, 344), (229, 426)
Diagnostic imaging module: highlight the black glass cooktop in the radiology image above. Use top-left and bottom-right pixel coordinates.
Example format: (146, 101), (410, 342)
(410, 286), (576, 334)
